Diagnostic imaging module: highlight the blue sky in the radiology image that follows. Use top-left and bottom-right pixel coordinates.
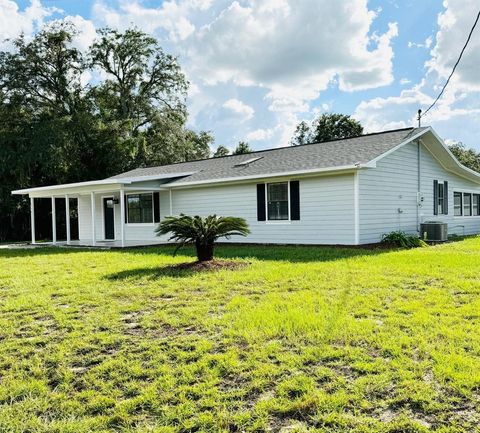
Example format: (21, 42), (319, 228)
(3, 0), (480, 151)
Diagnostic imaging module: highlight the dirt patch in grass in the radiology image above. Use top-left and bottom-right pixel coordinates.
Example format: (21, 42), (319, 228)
(167, 259), (249, 272)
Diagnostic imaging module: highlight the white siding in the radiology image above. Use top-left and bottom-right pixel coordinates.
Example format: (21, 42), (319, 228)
(78, 195), (91, 242)
(161, 174), (356, 245)
(78, 194), (122, 242)
(79, 175), (356, 245)
(359, 141), (480, 244)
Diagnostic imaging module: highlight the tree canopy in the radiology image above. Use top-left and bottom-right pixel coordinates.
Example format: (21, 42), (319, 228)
(213, 145), (230, 157)
(0, 22), (212, 241)
(233, 141), (252, 155)
(291, 113), (364, 145)
(449, 142), (480, 173)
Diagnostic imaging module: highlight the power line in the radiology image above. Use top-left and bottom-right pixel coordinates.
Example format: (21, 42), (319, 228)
(421, 8), (480, 119)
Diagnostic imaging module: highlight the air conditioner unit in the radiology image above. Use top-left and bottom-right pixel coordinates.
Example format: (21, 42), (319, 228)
(420, 222), (448, 242)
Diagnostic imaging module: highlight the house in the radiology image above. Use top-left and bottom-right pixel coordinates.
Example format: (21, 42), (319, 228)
(11, 126), (480, 247)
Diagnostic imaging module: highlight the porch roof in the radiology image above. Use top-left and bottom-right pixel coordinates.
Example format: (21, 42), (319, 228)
(11, 172), (196, 197)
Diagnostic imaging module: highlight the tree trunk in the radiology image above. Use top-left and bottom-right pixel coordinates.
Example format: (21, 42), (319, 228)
(196, 240), (214, 262)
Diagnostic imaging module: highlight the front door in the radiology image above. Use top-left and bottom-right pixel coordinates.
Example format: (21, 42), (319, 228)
(103, 197), (115, 240)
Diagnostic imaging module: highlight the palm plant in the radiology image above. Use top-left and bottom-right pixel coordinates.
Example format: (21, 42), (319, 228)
(155, 214), (250, 262)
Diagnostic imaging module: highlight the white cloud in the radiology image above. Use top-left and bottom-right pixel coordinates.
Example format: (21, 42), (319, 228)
(92, 0), (213, 42)
(246, 128), (275, 141)
(353, 0), (480, 149)
(222, 98), (254, 121)
(191, 0), (397, 96)
(0, 0), (58, 50)
(408, 35), (433, 49)
(400, 78), (411, 85)
(427, 0), (480, 91)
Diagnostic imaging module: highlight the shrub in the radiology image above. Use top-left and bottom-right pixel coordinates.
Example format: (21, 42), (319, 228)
(381, 231), (428, 249)
(155, 214), (250, 262)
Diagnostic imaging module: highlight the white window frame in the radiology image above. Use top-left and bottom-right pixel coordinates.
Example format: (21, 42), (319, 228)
(463, 192), (472, 217)
(125, 192), (155, 226)
(454, 192), (463, 217)
(453, 190), (480, 218)
(265, 181), (290, 223)
(437, 182), (445, 215)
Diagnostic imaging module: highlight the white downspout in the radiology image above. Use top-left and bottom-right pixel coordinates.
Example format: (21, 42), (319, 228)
(354, 171), (360, 245)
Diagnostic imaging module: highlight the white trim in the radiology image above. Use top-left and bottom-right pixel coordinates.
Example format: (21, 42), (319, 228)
(354, 171), (360, 245)
(169, 189), (173, 215)
(125, 192), (155, 225)
(65, 195), (71, 245)
(51, 197), (57, 244)
(428, 128), (480, 180)
(13, 179), (125, 195)
(101, 195), (116, 241)
(30, 197), (35, 244)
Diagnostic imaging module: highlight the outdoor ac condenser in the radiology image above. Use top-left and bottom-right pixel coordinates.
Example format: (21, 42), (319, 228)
(420, 222), (448, 242)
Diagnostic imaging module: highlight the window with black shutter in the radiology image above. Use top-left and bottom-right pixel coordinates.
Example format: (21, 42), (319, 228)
(290, 180), (300, 220)
(256, 184), (266, 221)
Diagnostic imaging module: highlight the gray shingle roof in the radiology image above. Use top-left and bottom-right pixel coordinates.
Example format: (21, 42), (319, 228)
(110, 127), (427, 185)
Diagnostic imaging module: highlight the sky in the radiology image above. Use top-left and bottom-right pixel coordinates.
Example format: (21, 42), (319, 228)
(1, 0), (480, 152)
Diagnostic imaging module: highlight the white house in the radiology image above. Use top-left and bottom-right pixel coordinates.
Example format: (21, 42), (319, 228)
(11, 126), (480, 247)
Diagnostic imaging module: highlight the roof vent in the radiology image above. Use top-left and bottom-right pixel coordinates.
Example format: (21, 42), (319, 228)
(234, 156), (263, 167)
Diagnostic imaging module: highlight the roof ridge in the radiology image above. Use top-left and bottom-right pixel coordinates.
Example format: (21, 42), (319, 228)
(112, 126), (419, 177)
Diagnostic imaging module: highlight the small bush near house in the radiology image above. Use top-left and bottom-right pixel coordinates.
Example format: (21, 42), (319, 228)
(381, 231), (428, 248)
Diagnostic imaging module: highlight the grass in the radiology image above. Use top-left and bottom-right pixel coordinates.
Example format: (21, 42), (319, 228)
(0, 239), (479, 432)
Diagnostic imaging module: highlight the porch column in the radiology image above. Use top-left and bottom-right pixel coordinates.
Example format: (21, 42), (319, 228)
(90, 192), (96, 246)
(65, 194), (71, 245)
(30, 197), (36, 244)
(119, 188), (125, 247)
(169, 189), (173, 215)
(51, 197), (57, 244)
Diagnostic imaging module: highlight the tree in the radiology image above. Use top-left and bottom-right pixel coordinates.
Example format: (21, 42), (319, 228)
(156, 214), (250, 262)
(0, 23), (214, 242)
(233, 141), (252, 155)
(291, 113), (363, 145)
(290, 121), (310, 146)
(449, 142), (480, 173)
(214, 145), (230, 157)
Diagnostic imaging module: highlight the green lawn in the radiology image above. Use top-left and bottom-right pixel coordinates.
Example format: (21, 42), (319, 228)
(0, 239), (479, 433)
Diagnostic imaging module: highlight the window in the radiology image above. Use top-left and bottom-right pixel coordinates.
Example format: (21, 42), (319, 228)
(267, 182), (289, 220)
(434, 180), (448, 215)
(463, 193), (472, 216)
(127, 193), (153, 224)
(437, 182), (445, 215)
(454, 192), (462, 216)
(474, 194), (480, 216)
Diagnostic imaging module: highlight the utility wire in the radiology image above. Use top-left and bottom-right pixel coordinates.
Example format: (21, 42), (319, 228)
(421, 8), (480, 118)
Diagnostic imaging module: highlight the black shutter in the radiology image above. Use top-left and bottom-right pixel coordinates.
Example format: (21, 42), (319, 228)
(153, 192), (160, 223)
(444, 181), (448, 215)
(257, 184), (266, 221)
(290, 180), (300, 220)
(433, 180), (438, 215)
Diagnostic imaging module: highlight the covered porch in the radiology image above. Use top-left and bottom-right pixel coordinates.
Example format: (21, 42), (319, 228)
(12, 177), (175, 248)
